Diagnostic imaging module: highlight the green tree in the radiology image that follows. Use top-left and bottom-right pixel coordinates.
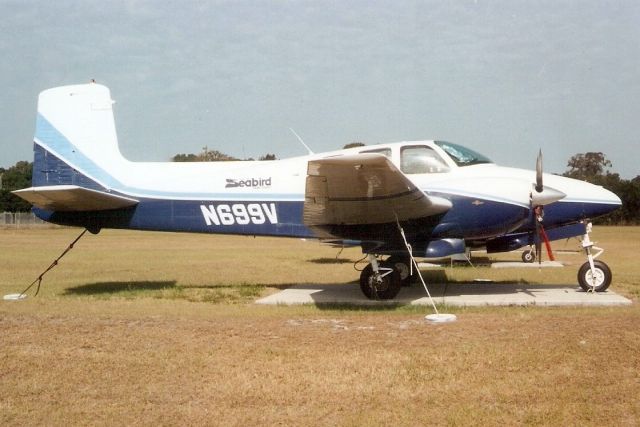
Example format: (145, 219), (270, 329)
(0, 161), (33, 212)
(564, 152), (612, 182)
(172, 148), (279, 162)
(610, 176), (640, 225)
(171, 153), (199, 162)
(199, 146), (238, 161)
(563, 152), (640, 225)
(171, 147), (238, 162)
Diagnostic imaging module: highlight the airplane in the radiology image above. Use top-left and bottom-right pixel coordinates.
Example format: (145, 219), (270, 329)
(13, 83), (622, 300)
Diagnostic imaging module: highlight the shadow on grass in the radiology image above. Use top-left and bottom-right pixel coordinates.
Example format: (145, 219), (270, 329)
(313, 302), (409, 312)
(179, 283), (288, 291)
(308, 257), (354, 264)
(63, 281), (177, 296)
(63, 281), (273, 304)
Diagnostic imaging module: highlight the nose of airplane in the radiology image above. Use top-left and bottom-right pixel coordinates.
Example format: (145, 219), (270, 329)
(550, 175), (622, 220)
(587, 184), (622, 216)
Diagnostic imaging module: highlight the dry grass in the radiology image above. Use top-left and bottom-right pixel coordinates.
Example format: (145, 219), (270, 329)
(1, 227), (640, 426)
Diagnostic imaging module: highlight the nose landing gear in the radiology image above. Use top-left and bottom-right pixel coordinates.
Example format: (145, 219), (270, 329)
(522, 248), (536, 263)
(577, 222), (612, 292)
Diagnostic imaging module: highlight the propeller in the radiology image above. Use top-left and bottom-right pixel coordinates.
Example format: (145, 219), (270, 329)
(530, 151), (565, 206)
(535, 149), (543, 193)
(534, 151), (544, 262)
(529, 150), (566, 264)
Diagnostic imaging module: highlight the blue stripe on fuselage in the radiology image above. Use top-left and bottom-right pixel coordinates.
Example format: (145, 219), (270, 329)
(35, 189), (609, 244)
(35, 199), (316, 238)
(35, 190), (532, 243)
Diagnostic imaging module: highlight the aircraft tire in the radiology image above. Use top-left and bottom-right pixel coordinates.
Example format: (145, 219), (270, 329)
(521, 249), (536, 263)
(359, 262), (402, 300)
(386, 256), (414, 287)
(577, 260), (612, 292)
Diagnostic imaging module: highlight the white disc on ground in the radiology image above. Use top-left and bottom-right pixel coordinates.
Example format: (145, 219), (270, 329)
(3, 293), (27, 301)
(425, 313), (457, 323)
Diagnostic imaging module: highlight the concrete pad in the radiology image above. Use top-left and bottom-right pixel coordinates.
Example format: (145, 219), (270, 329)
(416, 262), (445, 268)
(491, 261), (565, 269)
(256, 282), (632, 307)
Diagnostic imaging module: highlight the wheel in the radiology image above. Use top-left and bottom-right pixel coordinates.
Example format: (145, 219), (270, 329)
(386, 255), (414, 286)
(522, 249), (536, 263)
(577, 260), (612, 292)
(359, 261), (402, 300)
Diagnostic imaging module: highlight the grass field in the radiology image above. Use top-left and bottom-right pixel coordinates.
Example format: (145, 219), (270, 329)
(1, 227), (639, 426)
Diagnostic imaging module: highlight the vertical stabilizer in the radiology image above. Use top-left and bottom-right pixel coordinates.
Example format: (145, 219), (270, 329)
(33, 83), (127, 190)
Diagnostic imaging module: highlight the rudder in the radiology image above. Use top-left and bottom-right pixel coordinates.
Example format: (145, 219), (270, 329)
(32, 83), (127, 191)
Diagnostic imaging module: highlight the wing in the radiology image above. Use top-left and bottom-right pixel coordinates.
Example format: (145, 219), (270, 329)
(12, 185), (139, 212)
(303, 153), (451, 226)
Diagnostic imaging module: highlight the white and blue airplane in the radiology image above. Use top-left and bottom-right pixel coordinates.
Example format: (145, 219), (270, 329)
(13, 83), (622, 299)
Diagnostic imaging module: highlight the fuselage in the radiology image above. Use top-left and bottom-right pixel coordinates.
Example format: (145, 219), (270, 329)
(33, 135), (621, 241)
(25, 84), (621, 253)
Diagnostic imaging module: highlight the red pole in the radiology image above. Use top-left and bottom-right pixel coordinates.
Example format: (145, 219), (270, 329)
(539, 224), (555, 261)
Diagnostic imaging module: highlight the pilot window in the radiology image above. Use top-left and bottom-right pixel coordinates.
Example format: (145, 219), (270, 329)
(360, 148), (391, 157)
(400, 146), (450, 174)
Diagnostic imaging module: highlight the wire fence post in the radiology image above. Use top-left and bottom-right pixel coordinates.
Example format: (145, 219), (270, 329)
(0, 212), (48, 228)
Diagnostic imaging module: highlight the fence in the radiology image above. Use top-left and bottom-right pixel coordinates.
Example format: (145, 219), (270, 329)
(0, 212), (54, 228)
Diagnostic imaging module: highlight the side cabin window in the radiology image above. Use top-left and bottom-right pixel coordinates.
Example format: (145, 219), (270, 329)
(400, 146), (450, 174)
(360, 148), (391, 158)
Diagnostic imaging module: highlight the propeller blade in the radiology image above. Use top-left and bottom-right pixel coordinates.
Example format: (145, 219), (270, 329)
(535, 149), (543, 193)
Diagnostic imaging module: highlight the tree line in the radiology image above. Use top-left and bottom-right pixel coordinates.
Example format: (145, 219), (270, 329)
(172, 146), (277, 162)
(562, 152), (639, 225)
(0, 161), (32, 212)
(1, 151), (638, 225)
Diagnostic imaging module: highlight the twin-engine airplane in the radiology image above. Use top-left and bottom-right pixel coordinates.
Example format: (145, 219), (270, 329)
(14, 83), (622, 300)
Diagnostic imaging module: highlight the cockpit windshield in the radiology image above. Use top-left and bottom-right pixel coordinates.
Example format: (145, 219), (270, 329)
(435, 141), (492, 167)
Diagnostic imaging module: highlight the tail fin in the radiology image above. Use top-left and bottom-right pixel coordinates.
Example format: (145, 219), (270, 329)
(13, 83), (138, 213)
(32, 83), (127, 190)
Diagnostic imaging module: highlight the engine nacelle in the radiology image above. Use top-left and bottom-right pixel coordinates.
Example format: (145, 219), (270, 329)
(421, 238), (466, 258)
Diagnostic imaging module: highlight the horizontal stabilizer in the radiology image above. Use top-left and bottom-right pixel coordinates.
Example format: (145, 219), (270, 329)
(12, 185), (138, 212)
(304, 154), (451, 226)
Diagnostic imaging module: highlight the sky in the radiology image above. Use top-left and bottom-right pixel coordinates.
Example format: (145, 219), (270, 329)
(1, 0), (639, 178)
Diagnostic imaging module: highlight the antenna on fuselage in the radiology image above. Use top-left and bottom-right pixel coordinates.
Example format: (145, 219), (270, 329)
(289, 128), (314, 155)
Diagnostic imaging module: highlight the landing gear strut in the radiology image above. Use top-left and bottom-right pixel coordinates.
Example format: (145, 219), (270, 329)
(577, 222), (612, 292)
(522, 248), (536, 263)
(359, 255), (402, 300)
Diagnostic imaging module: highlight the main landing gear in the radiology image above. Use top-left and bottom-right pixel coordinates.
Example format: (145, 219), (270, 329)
(386, 255), (415, 287)
(360, 254), (417, 300)
(359, 255), (402, 300)
(577, 222), (612, 292)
